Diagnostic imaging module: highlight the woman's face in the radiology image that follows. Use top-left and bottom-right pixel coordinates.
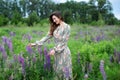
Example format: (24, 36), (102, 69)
(52, 15), (61, 25)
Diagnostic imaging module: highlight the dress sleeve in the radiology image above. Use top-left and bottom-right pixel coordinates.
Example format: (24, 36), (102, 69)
(35, 31), (52, 46)
(53, 25), (70, 54)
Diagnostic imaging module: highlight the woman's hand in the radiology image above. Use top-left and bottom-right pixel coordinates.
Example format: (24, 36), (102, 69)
(28, 43), (36, 47)
(48, 49), (55, 56)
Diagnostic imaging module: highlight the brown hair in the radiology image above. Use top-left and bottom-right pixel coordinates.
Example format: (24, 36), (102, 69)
(49, 11), (63, 35)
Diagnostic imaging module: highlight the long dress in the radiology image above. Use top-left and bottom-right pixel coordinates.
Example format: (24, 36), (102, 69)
(37, 22), (72, 79)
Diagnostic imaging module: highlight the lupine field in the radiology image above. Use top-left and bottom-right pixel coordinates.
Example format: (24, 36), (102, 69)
(0, 24), (120, 80)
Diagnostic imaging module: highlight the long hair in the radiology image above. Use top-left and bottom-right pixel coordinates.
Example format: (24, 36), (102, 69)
(49, 11), (63, 35)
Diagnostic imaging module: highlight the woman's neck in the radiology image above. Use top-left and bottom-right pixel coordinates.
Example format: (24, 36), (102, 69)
(59, 21), (64, 26)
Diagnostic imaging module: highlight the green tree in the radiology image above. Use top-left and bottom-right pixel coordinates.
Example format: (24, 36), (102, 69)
(11, 10), (22, 25)
(105, 13), (117, 25)
(19, 0), (29, 17)
(79, 1), (89, 23)
(88, 0), (115, 25)
(0, 0), (119, 25)
(63, 9), (73, 24)
(88, 0), (99, 21)
(27, 11), (40, 26)
(0, 15), (9, 26)
(38, 0), (55, 19)
(0, 0), (11, 18)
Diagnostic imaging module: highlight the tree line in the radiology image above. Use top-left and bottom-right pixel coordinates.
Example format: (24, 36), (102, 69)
(0, 0), (119, 26)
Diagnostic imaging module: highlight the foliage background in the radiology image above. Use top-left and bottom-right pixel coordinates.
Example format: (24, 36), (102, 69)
(0, 0), (120, 26)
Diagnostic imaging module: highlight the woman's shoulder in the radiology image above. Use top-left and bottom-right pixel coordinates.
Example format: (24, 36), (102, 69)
(64, 22), (70, 29)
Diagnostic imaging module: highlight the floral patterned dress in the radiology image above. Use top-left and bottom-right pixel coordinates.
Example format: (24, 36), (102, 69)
(36, 22), (72, 79)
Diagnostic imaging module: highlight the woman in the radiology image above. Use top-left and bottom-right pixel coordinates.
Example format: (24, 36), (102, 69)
(29, 11), (72, 80)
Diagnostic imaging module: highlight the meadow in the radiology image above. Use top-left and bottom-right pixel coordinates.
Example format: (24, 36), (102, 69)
(0, 24), (120, 80)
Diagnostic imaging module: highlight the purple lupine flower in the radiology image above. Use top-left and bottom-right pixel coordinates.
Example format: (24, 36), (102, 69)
(38, 46), (42, 54)
(2, 36), (13, 52)
(99, 60), (107, 80)
(110, 55), (114, 63)
(47, 55), (50, 64)
(26, 46), (33, 55)
(46, 55), (51, 69)
(32, 56), (37, 63)
(79, 31), (83, 35)
(44, 47), (48, 56)
(18, 55), (25, 75)
(63, 67), (70, 78)
(2, 36), (8, 44)
(96, 35), (101, 42)
(114, 49), (117, 57)
(113, 50), (120, 64)
(45, 48), (52, 69)
(118, 52), (120, 64)
(44, 63), (47, 70)
(27, 34), (32, 42)
(38, 46), (43, 61)
(9, 31), (16, 37)
(38, 31), (44, 35)
(13, 54), (18, 62)
(22, 33), (32, 42)
(77, 53), (80, 63)
(47, 39), (51, 44)
(7, 39), (13, 52)
(0, 45), (3, 51)
(44, 54), (51, 70)
(0, 45), (7, 60)
(22, 67), (25, 75)
(118, 29), (120, 34)
(8, 63), (13, 69)
(18, 55), (25, 66)
(88, 63), (92, 72)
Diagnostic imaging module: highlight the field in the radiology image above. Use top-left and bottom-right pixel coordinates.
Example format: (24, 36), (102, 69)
(0, 24), (120, 80)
